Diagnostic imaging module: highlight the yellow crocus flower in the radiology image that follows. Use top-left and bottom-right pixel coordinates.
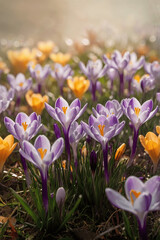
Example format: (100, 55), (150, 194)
(7, 48), (35, 74)
(115, 143), (126, 162)
(50, 52), (71, 66)
(37, 41), (55, 57)
(25, 90), (48, 115)
(0, 135), (17, 173)
(139, 132), (160, 173)
(67, 76), (90, 99)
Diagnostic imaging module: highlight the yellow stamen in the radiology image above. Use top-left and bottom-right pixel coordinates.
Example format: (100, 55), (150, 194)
(38, 148), (47, 160)
(134, 74), (141, 83)
(130, 189), (141, 205)
(19, 82), (24, 87)
(22, 122), (28, 131)
(98, 124), (105, 136)
(134, 107), (140, 116)
(62, 106), (67, 114)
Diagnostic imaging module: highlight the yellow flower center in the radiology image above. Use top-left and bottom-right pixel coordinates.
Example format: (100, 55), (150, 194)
(134, 107), (140, 116)
(134, 74), (141, 83)
(22, 122), (28, 131)
(98, 124), (105, 136)
(38, 148), (47, 160)
(62, 106), (67, 114)
(19, 82), (24, 87)
(130, 189), (141, 205)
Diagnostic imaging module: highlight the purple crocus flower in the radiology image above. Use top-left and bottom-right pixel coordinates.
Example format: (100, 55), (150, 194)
(51, 63), (73, 96)
(103, 50), (130, 96)
(132, 74), (155, 94)
(105, 176), (160, 240)
(0, 85), (14, 114)
(79, 59), (108, 101)
(124, 52), (144, 94)
(7, 73), (32, 106)
(69, 121), (85, 169)
(92, 100), (123, 119)
(81, 114), (125, 182)
(19, 135), (64, 212)
(121, 97), (158, 166)
(144, 61), (160, 80)
(4, 112), (42, 185)
(106, 68), (118, 91)
(45, 97), (87, 162)
(29, 63), (50, 93)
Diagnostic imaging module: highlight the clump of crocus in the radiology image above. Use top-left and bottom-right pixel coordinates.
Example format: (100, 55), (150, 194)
(105, 176), (160, 240)
(50, 52), (71, 66)
(20, 135), (64, 212)
(45, 97), (87, 163)
(79, 59), (108, 101)
(139, 130), (160, 173)
(103, 50), (130, 96)
(51, 63), (73, 96)
(67, 76), (90, 99)
(0, 135), (17, 173)
(37, 41), (55, 57)
(115, 143), (126, 162)
(0, 85), (14, 114)
(121, 97), (158, 167)
(7, 48), (35, 73)
(4, 112), (42, 185)
(7, 73), (32, 106)
(28, 63), (50, 93)
(81, 114), (125, 182)
(25, 90), (48, 115)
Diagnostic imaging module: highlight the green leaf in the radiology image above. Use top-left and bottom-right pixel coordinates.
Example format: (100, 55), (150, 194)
(10, 188), (39, 226)
(122, 211), (133, 239)
(57, 195), (82, 232)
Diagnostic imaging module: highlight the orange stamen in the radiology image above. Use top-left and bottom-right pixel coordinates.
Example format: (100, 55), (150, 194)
(38, 148), (47, 160)
(62, 106), (67, 114)
(98, 124), (105, 136)
(134, 107), (140, 116)
(130, 189), (141, 205)
(19, 82), (24, 87)
(22, 122), (28, 131)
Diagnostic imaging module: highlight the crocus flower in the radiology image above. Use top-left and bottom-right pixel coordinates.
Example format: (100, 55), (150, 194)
(45, 97), (87, 162)
(81, 114), (125, 182)
(139, 131), (160, 173)
(7, 48), (35, 73)
(106, 67), (117, 91)
(144, 61), (160, 80)
(19, 135), (64, 212)
(25, 90), (48, 115)
(0, 85), (14, 114)
(28, 63), (50, 93)
(51, 63), (73, 96)
(56, 187), (66, 209)
(121, 97), (158, 166)
(92, 99), (123, 119)
(0, 135), (17, 173)
(115, 143), (126, 162)
(37, 41), (55, 57)
(50, 52), (71, 66)
(67, 76), (90, 99)
(124, 52), (144, 94)
(79, 59), (108, 101)
(7, 73), (32, 105)
(4, 112), (42, 184)
(69, 121), (85, 169)
(140, 74), (155, 93)
(105, 176), (160, 240)
(103, 50), (130, 96)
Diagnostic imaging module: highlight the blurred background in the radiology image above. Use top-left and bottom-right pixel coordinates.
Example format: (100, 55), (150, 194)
(0, 0), (160, 49)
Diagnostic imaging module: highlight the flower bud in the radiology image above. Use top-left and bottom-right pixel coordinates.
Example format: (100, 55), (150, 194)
(56, 187), (66, 208)
(90, 150), (97, 175)
(54, 123), (61, 139)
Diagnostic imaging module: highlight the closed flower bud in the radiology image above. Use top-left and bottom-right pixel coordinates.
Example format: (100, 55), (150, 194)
(56, 187), (66, 208)
(53, 123), (61, 139)
(90, 150), (97, 175)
